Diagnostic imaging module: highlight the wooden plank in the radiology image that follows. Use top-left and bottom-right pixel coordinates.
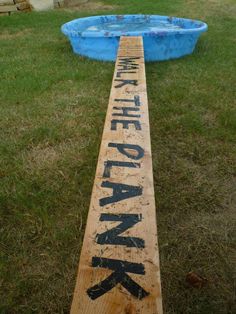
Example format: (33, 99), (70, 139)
(0, 4), (17, 12)
(71, 36), (163, 314)
(15, 0), (28, 3)
(0, 0), (14, 5)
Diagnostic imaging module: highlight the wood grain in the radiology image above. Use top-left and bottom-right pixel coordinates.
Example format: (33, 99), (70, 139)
(0, 0), (31, 13)
(0, 0), (14, 5)
(71, 36), (163, 314)
(0, 4), (17, 12)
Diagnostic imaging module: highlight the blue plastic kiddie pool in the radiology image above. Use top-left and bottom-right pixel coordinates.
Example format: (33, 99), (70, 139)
(61, 15), (207, 62)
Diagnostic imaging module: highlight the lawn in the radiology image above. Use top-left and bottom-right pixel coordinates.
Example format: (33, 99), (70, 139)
(0, 0), (235, 313)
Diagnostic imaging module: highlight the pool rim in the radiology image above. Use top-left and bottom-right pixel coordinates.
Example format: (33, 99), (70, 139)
(61, 14), (208, 38)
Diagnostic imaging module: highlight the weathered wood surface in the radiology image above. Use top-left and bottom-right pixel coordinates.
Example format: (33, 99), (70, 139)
(0, 0), (14, 4)
(0, 0), (31, 13)
(0, 4), (17, 12)
(0, 0), (29, 5)
(71, 36), (163, 314)
(15, 0), (29, 3)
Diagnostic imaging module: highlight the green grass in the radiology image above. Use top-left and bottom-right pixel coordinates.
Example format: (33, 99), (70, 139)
(0, 0), (235, 313)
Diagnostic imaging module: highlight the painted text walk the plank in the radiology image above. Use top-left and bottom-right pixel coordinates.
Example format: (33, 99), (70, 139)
(71, 36), (163, 314)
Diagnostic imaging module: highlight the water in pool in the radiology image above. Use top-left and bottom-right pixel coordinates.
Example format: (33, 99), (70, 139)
(85, 21), (183, 33)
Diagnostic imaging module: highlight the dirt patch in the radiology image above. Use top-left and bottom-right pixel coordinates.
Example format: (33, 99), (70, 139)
(26, 145), (59, 170)
(24, 141), (84, 172)
(0, 29), (32, 40)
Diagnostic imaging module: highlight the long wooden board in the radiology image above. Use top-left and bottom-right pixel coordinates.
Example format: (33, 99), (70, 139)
(0, 5), (17, 12)
(0, 1), (31, 13)
(71, 36), (163, 314)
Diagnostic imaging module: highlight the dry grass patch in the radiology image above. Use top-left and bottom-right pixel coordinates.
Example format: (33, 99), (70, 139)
(64, 0), (116, 11)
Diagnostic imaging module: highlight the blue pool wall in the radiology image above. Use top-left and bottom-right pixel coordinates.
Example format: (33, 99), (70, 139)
(61, 15), (208, 62)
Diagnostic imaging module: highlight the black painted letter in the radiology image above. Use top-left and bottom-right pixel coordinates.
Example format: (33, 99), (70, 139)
(115, 79), (138, 88)
(114, 95), (141, 107)
(96, 213), (144, 248)
(99, 181), (142, 206)
(87, 257), (149, 300)
(112, 106), (140, 118)
(111, 119), (141, 131)
(103, 160), (140, 178)
(108, 143), (144, 160)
